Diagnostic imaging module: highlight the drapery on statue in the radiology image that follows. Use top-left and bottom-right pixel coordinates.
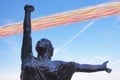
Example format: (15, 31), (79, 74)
(20, 5), (112, 80)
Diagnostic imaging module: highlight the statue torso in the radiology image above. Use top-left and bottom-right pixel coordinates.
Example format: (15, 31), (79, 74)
(21, 56), (75, 80)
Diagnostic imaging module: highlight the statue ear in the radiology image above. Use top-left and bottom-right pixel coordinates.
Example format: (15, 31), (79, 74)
(48, 45), (53, 58)
(50, 49), (53, 57)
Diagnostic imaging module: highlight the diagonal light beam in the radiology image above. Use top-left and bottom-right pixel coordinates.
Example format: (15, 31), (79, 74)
(0, 1), (120, 37)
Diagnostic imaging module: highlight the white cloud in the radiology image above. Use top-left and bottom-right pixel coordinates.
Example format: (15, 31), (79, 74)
(72, 73), (93, 80)
(4, 37), (20, 54)
(112, 59), (120, 66)
(72, 71), (120, 80)
(0, 72), (20, 80)
(0, 38), (21, 80)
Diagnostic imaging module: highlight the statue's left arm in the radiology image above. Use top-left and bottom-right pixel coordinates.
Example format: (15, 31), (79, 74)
(76, 61), (112, 73)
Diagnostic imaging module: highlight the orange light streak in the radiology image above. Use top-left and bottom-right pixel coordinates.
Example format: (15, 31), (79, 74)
(0, 1), (120, 37)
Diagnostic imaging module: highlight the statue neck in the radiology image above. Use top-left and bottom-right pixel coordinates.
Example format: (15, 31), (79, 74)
(37, 54), (51, 61)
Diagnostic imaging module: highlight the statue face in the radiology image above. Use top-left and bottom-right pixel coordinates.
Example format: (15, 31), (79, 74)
(36, 38), (53, 57)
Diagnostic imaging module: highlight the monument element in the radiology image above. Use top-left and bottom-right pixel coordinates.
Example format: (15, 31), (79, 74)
(21, 5), (112, 80)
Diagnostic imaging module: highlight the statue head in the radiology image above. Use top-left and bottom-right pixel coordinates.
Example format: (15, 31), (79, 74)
(36, 38), (54, 59)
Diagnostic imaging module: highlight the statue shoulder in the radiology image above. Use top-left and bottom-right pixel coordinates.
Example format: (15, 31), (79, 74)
(53, 60), (77, 66)
(53, 60), (66, 65)
(53, 60), (77, 65)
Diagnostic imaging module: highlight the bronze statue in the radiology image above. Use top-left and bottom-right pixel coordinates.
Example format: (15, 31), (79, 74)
(21, 5), (112, 80)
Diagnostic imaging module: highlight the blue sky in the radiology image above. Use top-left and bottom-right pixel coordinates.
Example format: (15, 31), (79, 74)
(0, 0), (120, 80)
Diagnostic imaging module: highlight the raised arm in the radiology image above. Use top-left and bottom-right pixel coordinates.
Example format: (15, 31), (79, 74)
(76, 61), (112, 73)
(21, 5), (34, 61)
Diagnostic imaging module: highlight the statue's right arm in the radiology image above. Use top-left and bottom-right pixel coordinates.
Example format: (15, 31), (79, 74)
(76, 61), (112, 73)
(21, 5), (34, 62)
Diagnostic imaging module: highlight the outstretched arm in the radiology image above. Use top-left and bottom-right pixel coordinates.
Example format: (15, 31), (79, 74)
(21, 5), (34, 61)
(76, 61), (112, 73)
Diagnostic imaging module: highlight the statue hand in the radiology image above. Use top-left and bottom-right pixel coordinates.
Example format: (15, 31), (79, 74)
(102, 61), (112, 73)
(24, 4), (34, 12)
